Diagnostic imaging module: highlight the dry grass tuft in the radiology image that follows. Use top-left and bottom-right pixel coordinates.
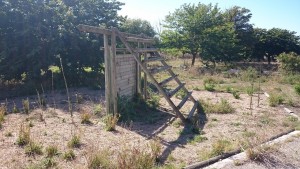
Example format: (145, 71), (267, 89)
(16, 123), (31, 146)
(103, 114), (119, 131)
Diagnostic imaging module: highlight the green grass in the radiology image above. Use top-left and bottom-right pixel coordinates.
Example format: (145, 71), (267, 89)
(200, 98), (235, 114)
(45, 145), (59, 158)
(63, 150), (76, 161)
(268, 93), (284, 107)
(25, 142), (43, 156)
(295, 84), (300, 95)
(188, 135), (208, 145)
(67, 135), (81, 148)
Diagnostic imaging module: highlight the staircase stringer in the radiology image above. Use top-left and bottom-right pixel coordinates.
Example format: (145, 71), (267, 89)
(114, 29), (187, 123)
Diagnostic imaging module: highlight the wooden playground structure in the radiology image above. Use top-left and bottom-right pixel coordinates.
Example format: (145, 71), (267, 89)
(77, 24), (199, 123)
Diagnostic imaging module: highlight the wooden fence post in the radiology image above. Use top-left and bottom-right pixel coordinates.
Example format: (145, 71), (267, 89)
(111, 29), (117, 115)
(104, 34), (112, 114)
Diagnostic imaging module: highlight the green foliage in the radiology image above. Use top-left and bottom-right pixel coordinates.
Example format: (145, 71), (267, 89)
(87, 149), (112, 169)
(22, 98), (30, 114)
(120, 18), (156, 37)
(277, 52), (300, 73)
(0, 105), (5, 125)
(93, 104), (103, 115)
(25, 142), (43, 156)
(232, 90), (240, 99)
(294, 84), (300, 95)
(81, 112), (92, 124)
(268, 94), (284, 107)
(45, 145), (59, 158)
(63, 150), (76, 161)
(68, 135), (81, 148)
(16, 124), (31, 146)
(188, 135), (208, 145)
(175, 89), (187, 99)
(200, 99), (235, 114)
(103, 114), (120, 131)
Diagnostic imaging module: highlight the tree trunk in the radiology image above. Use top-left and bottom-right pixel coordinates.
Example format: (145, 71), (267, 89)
(191, 53), (196, 66)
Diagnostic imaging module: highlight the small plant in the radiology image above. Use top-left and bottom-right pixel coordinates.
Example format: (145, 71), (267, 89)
(41, 158), (57, 168)
(81, 112), (92, 124)
(68, 135), (81, 148)
(175, 89), (187, 99)
(75, 93), (84, 104)
(87, 149), (112, 169)
(295, 84), (300, 95)
(200, 99), (235, 114)
(103, 114), (120, 131)
(188, 135), (208, 145)
(16, 124), (31, 146)
(22, 98), (30, 114)
(25, 142), (43, 156)
(93, 104), (103, 115)
(29, 121), (34, 127)
(63, 150), (76, 161)
(46, 145), (59, 158)
(232, 90), (240, 99)
(210, 139), (232, 156)
(268, 93), (284, 107)
(0, 105), (6, 122)
(204, 83), (215, 92)
(172, 118), (183, 128)
(12, 102), (19, 113)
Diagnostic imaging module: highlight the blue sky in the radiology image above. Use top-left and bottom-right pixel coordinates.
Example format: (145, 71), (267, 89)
(118, 0), (300, 35)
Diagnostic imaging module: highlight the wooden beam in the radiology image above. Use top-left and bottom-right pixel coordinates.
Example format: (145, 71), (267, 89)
(111, 29), (117, 115)
(104, 34), (112, 114)
(77, 24), (112, 35)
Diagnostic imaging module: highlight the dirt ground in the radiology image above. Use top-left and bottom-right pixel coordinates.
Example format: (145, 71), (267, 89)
(0, 86), (299, 168)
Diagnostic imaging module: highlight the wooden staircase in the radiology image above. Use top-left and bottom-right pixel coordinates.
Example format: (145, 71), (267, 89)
(115, 30), (199, 123)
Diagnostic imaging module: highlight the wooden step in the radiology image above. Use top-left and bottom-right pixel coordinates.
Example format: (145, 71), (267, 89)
(159, 74), (178, 86)
(188, 102), (199, 119)
(136, 48), (158, 53)
(168, 83), (185, 98)
(144, 57), (164, 63)
(177, 92), (192, 110)
(125, 37), (154, 43)
(149, 66), (171, 75)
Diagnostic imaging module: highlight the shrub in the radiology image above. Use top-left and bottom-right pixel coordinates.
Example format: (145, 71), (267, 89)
(103, 114), (119, 131)
(87, 149), (112, 169)
(93, 104), (103, 115)
(204, 83), (215, 91)
(63, 150), (76, 161)
(81, 112), (92, 124)
(295, 84), (300, 95)
(277, 52), (300, 73)
(22, 98), (30, 114)
(25, 142), (43, 156)
(209, 139), (232, 157)
(16, 124), (31, 146)
(232, 90), (240, 99)
(200, 99), (235, 114)
(268, 94), (284, 107)
(46, 145), (59, 158)
(67, 135), (81, 148)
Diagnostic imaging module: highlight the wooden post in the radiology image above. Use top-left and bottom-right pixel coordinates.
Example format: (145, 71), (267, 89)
(104, 34), (112, 114)
(111, 29), (117, 115)
(136, 42), (142, 95)
(143, 43), (148, 99)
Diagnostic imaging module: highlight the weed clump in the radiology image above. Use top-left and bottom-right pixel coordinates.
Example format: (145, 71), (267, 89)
(0, 105), (5, 128)
(81, 112), (92, 124)
(87, 149), (112, 169)
(268, 93), (284, 107)
(46, 145), (59, 158)
(25, 142), (43, 156)
(93, 104), (103, 115)
(16, 124), (31, 146)
(103, 114), (119, 131)
(22, 98), (30, 114)
(68, 135), (81, 148)
(200, 99), (235, 114)
(63, 150), (76, 161)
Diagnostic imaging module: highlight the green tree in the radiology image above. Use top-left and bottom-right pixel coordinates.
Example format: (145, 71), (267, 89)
(120, 18), (156, 37)
(252, 28), (300, 64)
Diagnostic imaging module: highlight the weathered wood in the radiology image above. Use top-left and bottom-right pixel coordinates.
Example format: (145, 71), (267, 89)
(126, 37), (154, 43)
(115, 30), (186, 123)
(188, 102), (199, 119)
(144, 57), (164, 63)
(159, 74), (178, 86)
(149, 66), (171, 75)
(78, 24), (112, 35)
(135, 48), (158, 53)
(111, 29), (117, 115)
(137, 42), (142, 94)
(177, 92), (192, 110)
(143, 44), (148, 99)
(168, 83), (185, 98)
(104, 34), (112, 114)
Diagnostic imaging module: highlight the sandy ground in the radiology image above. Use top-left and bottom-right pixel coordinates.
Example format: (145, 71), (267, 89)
(0, 88), (299, 168)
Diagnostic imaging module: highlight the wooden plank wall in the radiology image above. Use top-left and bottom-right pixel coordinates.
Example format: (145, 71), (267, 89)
(116, 54), (137, 97)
